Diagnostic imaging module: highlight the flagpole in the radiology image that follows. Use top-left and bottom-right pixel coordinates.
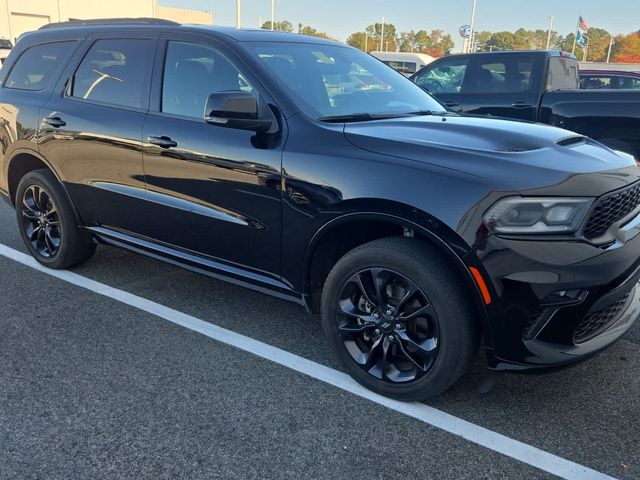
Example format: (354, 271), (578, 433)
(571, 15), (578, 54)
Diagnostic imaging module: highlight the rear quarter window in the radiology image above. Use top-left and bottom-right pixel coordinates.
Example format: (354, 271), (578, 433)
(4, 41), (73, 91)
(546, 57), (579, 90)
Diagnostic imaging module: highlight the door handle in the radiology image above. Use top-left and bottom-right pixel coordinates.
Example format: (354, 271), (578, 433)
(42, 116), (66, 128)
(147, 136), (178, 148)
(444, 101), (461, 108)
(511, 102), (532, 109)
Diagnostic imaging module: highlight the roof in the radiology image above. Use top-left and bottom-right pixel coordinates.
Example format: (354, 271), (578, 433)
(443, 50), (577, 59)
(32, 18), (341, 46)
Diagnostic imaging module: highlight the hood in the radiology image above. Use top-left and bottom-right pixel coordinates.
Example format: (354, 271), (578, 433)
(343, 114), (637, 192)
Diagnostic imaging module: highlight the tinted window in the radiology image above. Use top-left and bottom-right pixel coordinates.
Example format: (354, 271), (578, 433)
(546, 57), (579, 90)
(250, 43), (444, 119)
(413, 57), (469, 93)
(162, 41), (253, 119)
(579, 75), (611, 89)
(580, 74), (640, 90)
(5, 42), (72, 91)
(473, 56), (534, 93)
(70, 39), (153, 109)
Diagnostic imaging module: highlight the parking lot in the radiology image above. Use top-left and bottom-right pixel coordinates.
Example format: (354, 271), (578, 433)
(0, 195), (639, 479)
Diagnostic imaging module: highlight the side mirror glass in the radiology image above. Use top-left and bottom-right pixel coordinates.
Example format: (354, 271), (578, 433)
(204, 91), (273, 133)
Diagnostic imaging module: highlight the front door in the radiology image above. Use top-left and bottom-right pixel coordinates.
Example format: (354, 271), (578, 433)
(141, 34), (284, 276)
(412, 55), (472, 112)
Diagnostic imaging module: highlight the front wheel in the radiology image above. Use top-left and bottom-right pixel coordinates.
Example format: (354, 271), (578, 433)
(16, 169), (96, 269)
(321, 237), (478, 401)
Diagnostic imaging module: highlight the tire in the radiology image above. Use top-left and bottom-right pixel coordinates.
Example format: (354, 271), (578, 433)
(15, 169), (96, 269)
(321, 237), (478, 401)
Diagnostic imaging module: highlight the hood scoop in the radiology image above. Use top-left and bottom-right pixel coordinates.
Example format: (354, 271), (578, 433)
(556, 136), (586, 147)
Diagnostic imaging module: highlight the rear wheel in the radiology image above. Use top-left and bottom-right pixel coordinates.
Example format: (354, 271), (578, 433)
(16, 169), (95, 269)
(321, 237), (477, 401)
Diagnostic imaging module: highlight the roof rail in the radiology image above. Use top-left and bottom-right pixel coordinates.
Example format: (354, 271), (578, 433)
(39, 18), (179, 30)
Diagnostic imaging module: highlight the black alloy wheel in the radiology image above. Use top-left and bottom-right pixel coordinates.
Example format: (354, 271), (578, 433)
(337, 267), (440, 383)
(21, 184), (62, 258)
(15, 169), (96, 269)
(322, 237), (477, 401)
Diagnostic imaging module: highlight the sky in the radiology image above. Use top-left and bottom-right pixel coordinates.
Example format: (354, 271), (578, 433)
(160, 0), (640, 50)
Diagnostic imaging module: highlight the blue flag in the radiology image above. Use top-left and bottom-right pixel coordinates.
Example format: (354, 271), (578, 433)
(576, 30), (588, 46)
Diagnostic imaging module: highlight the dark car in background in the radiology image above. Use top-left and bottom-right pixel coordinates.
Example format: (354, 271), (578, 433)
(410, 51), (640, 158)
(580, 69), (640, 89)
(1, 20), (640, 400)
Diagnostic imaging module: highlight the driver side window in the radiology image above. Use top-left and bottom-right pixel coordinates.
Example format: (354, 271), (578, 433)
(414, 58), (469, 93)
(162, 41), (254, 119)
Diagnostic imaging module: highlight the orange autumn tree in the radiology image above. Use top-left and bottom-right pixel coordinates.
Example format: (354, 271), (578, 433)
(613, 32), (640, 63)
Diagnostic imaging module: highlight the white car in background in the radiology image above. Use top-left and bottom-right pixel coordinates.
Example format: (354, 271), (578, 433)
(370, 51), (435, 76)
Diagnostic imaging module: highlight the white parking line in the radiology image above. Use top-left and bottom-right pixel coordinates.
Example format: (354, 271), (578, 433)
(0, 243), (614, 480)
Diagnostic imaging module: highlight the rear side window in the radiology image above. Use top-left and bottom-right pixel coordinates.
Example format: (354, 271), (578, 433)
(5, 42), (72, 91)
(473, 56), (534, 93)
(69, 39), (153, 109)
(413, 57), (469, 93)
(546, 57), (579, 90)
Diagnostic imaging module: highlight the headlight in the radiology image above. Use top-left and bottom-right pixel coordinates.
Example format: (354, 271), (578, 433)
(483, 197), (593, 234)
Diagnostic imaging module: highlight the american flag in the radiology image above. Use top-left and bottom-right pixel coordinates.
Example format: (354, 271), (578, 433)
(578, 16), (590, 32)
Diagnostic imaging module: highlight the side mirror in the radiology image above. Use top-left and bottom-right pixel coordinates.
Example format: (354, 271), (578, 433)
(204, 91), (273, 133)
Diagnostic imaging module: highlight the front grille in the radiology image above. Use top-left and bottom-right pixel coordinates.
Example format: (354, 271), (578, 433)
(574, 292), (631, 343)
(584, 182), (640, 240)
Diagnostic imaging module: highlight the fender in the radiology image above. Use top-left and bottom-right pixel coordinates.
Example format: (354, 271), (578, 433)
(5, 148), (90, 233)
(302, 209), (494, 347)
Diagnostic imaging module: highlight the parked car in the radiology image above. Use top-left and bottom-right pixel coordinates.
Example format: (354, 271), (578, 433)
(370, 51), (435, 76)
(410, 51), (640, 158)
(579, 69), (640, 89)
(2, 20), (640, 400)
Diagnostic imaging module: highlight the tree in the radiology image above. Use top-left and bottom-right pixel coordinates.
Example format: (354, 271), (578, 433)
(346, 31), (372, 52)
(297, 23), (331, 39)
(612, 32), (640, 63)
(365, 22), (398, 52)
(261, 20), (293, 32)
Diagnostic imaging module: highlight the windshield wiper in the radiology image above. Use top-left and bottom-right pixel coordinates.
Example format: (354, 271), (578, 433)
(405, 110), (452, 116)
(318, 113), (406, 123)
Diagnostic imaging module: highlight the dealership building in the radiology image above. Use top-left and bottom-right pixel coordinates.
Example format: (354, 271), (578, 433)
(0, 0), (213, 43)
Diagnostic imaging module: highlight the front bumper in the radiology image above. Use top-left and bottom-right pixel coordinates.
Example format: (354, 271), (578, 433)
(477, 212), (640, 372)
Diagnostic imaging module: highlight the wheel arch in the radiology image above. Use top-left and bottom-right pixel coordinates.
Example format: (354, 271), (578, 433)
(6, 149), (86, 227)
(302, 208), (493, 344)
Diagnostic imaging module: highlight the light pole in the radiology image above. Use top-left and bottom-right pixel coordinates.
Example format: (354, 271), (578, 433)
(364, 32), (368, 52)
(545, 16), (554, 50)
(606, 34), (615, 63)
(271, 0), (276, 30)
(467, 0), (477, 53)
(236, 0), (241, 28)
(380, 16), (385, 51)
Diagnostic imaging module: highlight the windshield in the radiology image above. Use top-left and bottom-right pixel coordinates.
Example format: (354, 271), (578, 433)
(0, 39), (12, 49)
(249, 42), (445, 121)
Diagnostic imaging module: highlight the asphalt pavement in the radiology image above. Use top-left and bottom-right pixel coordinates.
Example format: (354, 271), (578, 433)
(0, 200), (638, 480)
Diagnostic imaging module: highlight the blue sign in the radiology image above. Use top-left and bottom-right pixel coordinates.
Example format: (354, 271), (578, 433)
(459, 25), (472, 38)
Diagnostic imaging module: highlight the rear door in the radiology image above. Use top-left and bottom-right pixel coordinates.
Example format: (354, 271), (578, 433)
(411, 56), (472, 112)
(463, 53), (541, 121)
(39, 31), (157, 232)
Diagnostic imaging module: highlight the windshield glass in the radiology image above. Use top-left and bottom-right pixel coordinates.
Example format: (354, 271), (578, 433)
(249, 42), (445, 120)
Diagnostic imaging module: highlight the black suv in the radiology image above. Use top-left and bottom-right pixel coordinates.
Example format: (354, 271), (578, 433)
(1, 19), (639, 400)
